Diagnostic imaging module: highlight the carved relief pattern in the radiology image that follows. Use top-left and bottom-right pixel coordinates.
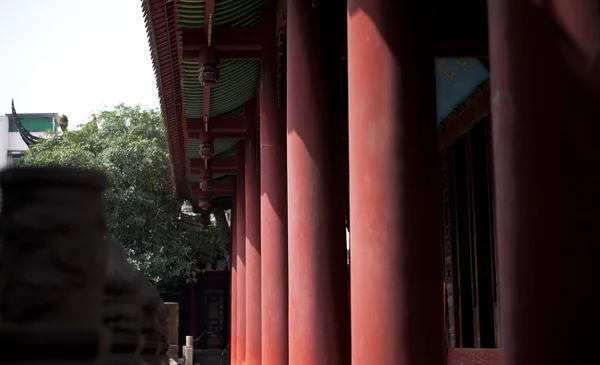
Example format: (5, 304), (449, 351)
(140, 282), (163, 362)
(0, 169), (107, 325)
(0, 168), (175, 364)
(456, 59), (475, 72)
(0, 167), (109, 363)
(436, 59), (458, 83)
(198, 46), (220, 87)
(205, 288), (225, 348)
(104, 240), (145, 360)
(441, 153), (456, 347)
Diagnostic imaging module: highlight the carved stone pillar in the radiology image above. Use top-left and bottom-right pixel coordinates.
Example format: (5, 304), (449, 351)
(0, 167), (109, 364)
(157, 302), (170, 365)
(139, 282), (164, 365)
(182, 336), (194, 365)
(164, 303), (179, 361)
(104, 240), (145, 365)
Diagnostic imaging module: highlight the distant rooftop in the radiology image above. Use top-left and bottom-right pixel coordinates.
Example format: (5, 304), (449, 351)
(5, 113), (58, 133)
(5, 112), (58, 119)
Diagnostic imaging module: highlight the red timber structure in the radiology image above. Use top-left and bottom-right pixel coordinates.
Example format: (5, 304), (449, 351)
(143, 0), (600, 364)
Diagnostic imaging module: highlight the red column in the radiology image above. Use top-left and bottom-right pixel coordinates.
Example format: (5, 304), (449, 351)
(287, 1), (350, 365)
(245, 105), (262, 365)
(236, 142), (247, 365)
(347, 1), (444, 364)
(488, 1), (600, 364)
(230, 184), (238, 364)
(260, 2), (288, 363)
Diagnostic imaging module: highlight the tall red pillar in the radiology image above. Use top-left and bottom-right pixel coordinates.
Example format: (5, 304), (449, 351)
(236, 142), (247, 365)
(488, 1), (600, 364)
(245, 102), (261, 365)
(347, 1), (444, 365)
(230, 183), (238, 364)
(287, 1), (350, 365)
(260, 1), (288, 364)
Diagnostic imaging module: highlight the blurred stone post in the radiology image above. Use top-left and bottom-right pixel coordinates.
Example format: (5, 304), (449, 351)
(183, 336), (194, 365)
(0, 167), (110, 364)
(164, 302), (179, 360)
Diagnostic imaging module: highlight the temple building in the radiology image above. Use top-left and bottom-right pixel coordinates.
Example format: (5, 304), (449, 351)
(143, 0), (599, 364)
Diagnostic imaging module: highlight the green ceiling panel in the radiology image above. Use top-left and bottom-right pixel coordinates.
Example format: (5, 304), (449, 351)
(214, 139), (240, 155)
(177, 0), (265, 184)
(177, 0), (265, 28)
(188, 139), (201, 159)
(225, 104), (245, 116)
(215, 0), (264, 26)
(182, 60), (260, 119)
(187, 138), (240, 159)
(219, 142), (238, 156)
(182, 61), (204, 117)
(177, 1), (205, 28)
(211, 60), (260, 116)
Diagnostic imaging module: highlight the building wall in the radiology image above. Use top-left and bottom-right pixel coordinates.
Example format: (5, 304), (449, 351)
(0, 116), (8, 168)
(7, 130), (48, 151)
(0, 114), (57, 170)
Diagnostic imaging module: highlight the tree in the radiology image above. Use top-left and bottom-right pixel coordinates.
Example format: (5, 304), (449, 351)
(20, 104), (224, 285)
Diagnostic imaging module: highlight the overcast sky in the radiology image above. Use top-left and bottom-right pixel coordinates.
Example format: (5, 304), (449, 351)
(0, 0), (159, 126)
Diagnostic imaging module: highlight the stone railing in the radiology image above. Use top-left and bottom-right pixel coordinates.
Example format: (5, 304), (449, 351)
(0, 167), (177, 365)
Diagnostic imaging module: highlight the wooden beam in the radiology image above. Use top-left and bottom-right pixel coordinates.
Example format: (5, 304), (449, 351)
(446, 348), (501, 365)
(182, 37), (485, 61)
(189, 131), (247, 139)
(183, 49), (262, 60)
(190, 179), (234, 195)
(188, 115), (247, 133)
(182, 27), (263, 52)
(201, 0), (215, 139)
(190, 156), (238, 174)
(438, 86), (491, 151)
(182, 14), (487, 61)
(204, 0), (215, 43)
(188, 155), (350, 175)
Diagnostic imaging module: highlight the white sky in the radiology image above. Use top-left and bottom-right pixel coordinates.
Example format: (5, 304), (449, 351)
(0, 0), (159, 126)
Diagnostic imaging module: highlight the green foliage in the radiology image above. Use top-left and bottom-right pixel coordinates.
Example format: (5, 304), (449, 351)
(21, 104), (221, 285)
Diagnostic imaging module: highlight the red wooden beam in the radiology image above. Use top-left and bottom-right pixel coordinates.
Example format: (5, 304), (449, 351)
(189, 131), (247, 139)
(188, 115), (247, 133)
(437, 86), (491, 151)
(203, 86), (211, 123)
(432, 42), (488, 58)
(201, 0), (215, 137)
(190, 156), (238, 174)
(182, 38), (485, 61)
(182, 27), (263, 52)
(183, 49), (262, 60)
(188, 115), (248, 139)
(188, 155), (349, 175)
(446, 348), (501, 365)
(190, 179), (234, 195)
(182, 26), (486, 62)
(204, 0), (215, 40)
(180, 1), (488, 61)
(191, 191), (233, 198)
